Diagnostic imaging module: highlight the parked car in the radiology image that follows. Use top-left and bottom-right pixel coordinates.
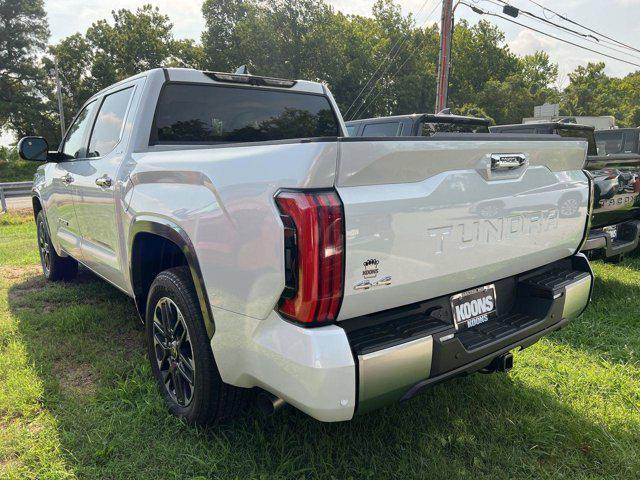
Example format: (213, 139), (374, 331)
(345, 112), (491, 137)
(18, 68), (593, 425)
(490, 122), (640, 262)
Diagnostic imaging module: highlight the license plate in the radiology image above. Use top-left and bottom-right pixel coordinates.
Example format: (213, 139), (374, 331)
(450, 284), (497, 330)
(603, 225), (618, 240)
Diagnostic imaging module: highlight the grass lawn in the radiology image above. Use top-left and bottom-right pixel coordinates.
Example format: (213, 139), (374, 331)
(0, 161), (39, 183)
(0, 210), (639, 479)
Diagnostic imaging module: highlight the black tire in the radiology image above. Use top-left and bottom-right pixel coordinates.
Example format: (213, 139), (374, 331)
(36, 210), (78, 281)
(145, 266), (248, 425)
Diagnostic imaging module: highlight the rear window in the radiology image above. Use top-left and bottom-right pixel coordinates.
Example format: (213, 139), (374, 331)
(596, 130), (638, 155)
(422, 122), (489, 136)
(362, 122), (401, 136)
(556, 128), (597, 156)
(494, 127), (537, 134)
(153, 84), (339, 144)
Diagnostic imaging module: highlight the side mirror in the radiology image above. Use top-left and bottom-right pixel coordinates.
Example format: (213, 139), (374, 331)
(17, 136), (49, 162)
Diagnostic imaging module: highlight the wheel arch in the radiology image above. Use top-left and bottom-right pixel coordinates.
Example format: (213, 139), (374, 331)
(32, 195), (42, 221)
(128, 217), (215, 338)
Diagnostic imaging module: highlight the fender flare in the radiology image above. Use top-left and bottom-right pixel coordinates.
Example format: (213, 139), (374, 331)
(128, 216), (215, 338)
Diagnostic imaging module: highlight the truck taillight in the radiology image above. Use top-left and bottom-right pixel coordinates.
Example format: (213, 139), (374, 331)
(275, 190), (344, 325)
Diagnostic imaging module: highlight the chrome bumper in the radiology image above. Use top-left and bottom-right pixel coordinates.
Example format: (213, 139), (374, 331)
(352, 255), (593, 413)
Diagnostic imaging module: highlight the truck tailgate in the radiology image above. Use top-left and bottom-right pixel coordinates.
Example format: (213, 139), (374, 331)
(336, 136), (590, 320)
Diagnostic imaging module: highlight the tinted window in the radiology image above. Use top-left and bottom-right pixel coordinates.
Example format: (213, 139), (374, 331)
(345, 125), (358, 136)
(556, 128), (597, 156)
(422, 122), (489, 136)
(595, 131), (623, 155)
(362, 122), (400, 137)
(88, 87), (134, 158)
(154, 84), (339, 144)
(62, 101), (97, 159)
(495, 127), (537, 134)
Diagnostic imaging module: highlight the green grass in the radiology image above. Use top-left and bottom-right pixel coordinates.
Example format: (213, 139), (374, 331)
(0, 160), (39, 183)
(0, 212), (639, 479)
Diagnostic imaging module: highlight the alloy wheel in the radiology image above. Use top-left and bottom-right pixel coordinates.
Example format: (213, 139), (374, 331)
(37, 218), (51, 276)
(152, 297), (196, 407)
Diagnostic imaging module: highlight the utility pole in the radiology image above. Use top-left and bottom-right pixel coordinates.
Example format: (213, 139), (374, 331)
(51, 58), (66, 140)
(435, 0), (454, 113)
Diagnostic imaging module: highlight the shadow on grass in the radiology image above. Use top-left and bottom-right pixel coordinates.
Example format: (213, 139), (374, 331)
(7, 268), (640, 479)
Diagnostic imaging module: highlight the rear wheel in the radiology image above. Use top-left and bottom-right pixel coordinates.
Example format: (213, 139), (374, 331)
(36, 211), (78, 281)
(145, 266), (249, 425)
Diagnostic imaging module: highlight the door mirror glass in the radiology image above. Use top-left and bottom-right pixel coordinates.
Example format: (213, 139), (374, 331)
(17, 136), (49, 162)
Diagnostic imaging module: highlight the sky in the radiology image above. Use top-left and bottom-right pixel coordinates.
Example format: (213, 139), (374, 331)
(2, 0), (637, 147)
(43, 0), (640, 79)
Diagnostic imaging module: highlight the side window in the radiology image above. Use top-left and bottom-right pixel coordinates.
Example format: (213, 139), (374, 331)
(345, 125), (358, 136)
(88, 87), (134, 158)
(62, 101), (97, 160)
(362, 122), (400, 137)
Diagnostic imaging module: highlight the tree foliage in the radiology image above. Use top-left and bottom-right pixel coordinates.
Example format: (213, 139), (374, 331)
(0, 0), (56, 139)
(3, 0), (640, 143)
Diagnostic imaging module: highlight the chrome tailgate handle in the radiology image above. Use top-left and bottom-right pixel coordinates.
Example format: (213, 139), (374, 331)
(491, 153), (526, 171)
(478, 153), (529, 181)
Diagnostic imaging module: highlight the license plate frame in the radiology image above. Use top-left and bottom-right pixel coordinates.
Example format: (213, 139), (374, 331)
(450, 284), (497, 330)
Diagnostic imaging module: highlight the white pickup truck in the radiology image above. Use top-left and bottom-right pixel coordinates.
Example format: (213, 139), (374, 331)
(18, 68), (594, 424)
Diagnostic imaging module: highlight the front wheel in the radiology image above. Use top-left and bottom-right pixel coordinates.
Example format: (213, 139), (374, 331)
(145, 266), (249, 425)
(36, 210), (77, 281)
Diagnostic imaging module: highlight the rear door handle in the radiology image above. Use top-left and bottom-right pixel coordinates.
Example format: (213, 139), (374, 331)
(95, 176), (112, 188)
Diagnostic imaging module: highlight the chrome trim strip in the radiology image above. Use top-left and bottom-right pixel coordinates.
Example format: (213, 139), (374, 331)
(357, 335), (433, 414)
(562, 274), (592, 320)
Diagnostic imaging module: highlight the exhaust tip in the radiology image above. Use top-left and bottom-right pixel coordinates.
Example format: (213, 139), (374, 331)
(256, 391), (286, 416)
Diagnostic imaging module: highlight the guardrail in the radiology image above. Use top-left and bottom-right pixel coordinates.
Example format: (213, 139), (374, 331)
(0, 181), (32, 213)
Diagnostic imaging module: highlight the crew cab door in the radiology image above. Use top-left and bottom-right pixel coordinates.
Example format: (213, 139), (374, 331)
(69, 83), (137, 289)
(46, 100), (99, 260)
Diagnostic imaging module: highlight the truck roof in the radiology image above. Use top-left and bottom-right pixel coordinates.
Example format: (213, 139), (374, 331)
(89, 67), (326, 100)
(492, 122), (595, 132)
(595, 127), (640, 133)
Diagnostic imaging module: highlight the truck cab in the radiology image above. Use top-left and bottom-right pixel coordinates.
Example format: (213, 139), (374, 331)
(345, 112), (491, 137)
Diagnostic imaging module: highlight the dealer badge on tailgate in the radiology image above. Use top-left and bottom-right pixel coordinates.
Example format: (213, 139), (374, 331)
(450, 284), (497, 330)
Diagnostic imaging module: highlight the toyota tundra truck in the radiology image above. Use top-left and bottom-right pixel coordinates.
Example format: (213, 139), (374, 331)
(18, 68), (593, 425)
(491, 122), (640, 261)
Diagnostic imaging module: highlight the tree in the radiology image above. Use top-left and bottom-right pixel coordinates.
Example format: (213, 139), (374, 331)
(0, 0), (57, 139)
(47, 4), (205, 123)
(561, 62), (617, 118)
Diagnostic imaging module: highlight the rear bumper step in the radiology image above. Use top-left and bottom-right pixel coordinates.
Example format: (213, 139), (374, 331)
(582, 220), (640, 257)
(344, 254), (593, 414)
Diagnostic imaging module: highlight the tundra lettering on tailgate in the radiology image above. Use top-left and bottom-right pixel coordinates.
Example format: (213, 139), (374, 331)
(427, 209), (559, 254)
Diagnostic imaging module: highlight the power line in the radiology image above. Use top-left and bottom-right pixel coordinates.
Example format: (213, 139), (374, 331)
(349, 0), (442, 120)
(524, 0), (640, 55)
(491, 0), (598, 42)
(483, 0), (640, 62)
(343, 0), (434, 119)
(461, 3), (640, 69)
